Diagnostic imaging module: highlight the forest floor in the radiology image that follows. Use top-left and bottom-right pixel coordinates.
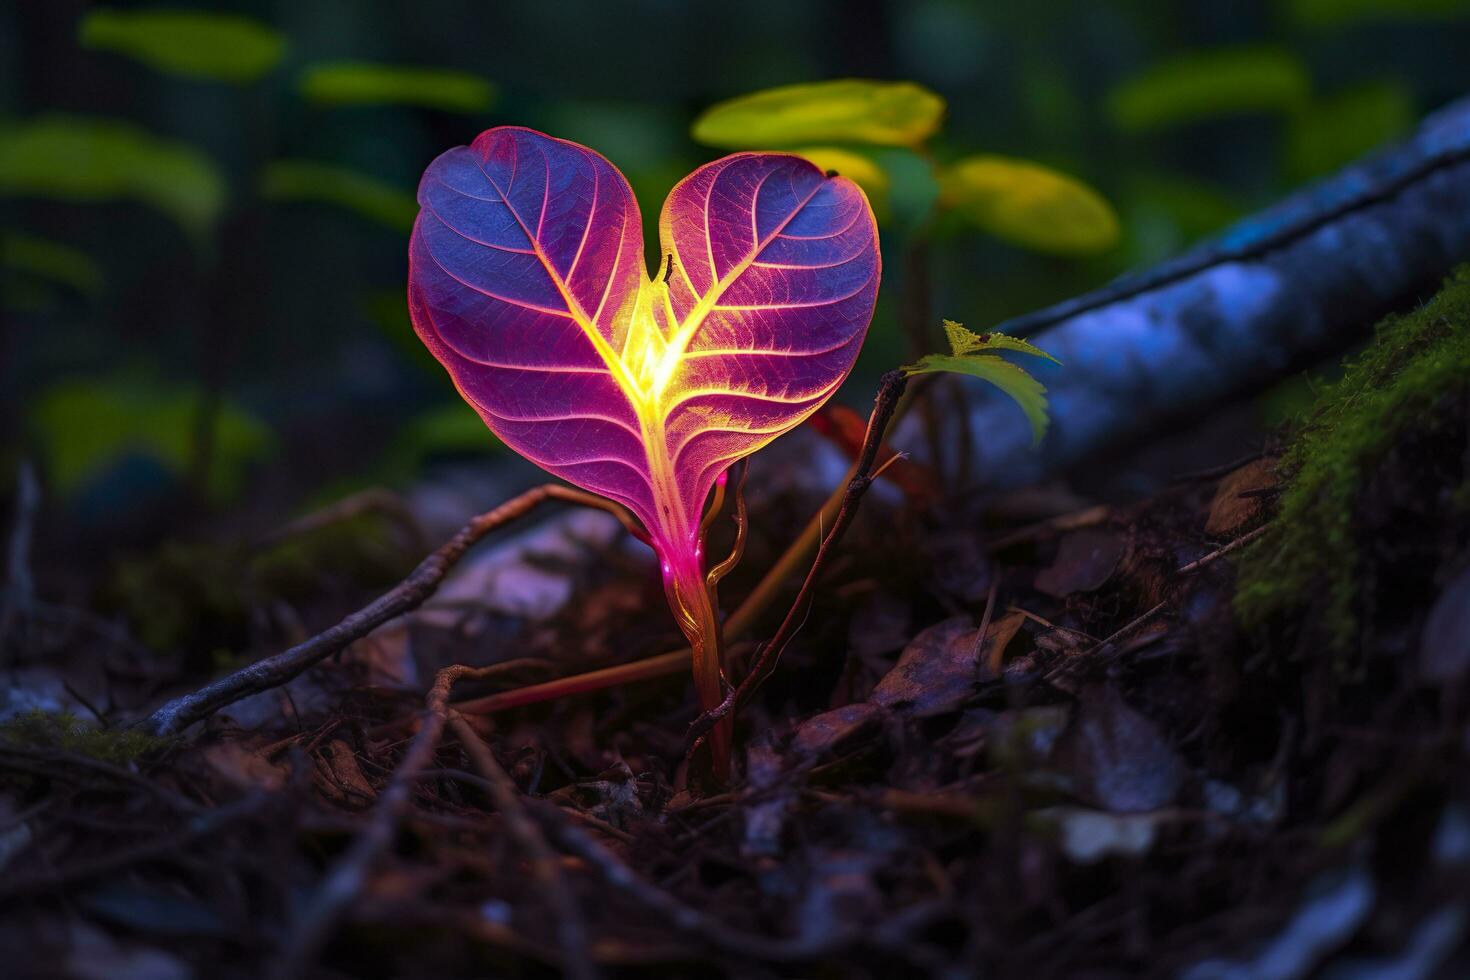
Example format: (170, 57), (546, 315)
(2, 285), (1469, 979)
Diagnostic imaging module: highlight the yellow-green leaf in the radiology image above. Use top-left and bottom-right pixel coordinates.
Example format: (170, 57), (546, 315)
(941, 319), (1060, 363)
(938, 155), (1119, 255)
(905, 322), (1057, 443)
(903, 353), (1051, 443)
(3, 233), (102, 294)
(1287, 82), (1413, 179)
(0, 116), (225, 237)
(260, 161), (417, 231)
(298, 62), (497, 113)
(692, 79), (945, 148)
(790, 146), (890, 217)
(79, 9), (285, 83)
(1106, 46), (1311, 132)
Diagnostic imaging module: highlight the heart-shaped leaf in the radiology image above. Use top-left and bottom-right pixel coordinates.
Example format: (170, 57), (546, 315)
(408, 127), (880, 583)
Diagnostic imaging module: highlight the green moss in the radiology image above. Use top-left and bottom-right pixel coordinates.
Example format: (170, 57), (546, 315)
(1236, 267), (1470, 647)
(0, 710), (168, 764)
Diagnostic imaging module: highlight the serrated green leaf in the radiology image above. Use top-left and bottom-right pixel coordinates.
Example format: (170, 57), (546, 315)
(692, 79), (946, 148)
(903, 353), (1051, 443)
(79, 9), (285, 83)
(3, 233), (102, 293)
(260, 161), (417, 231)
(298, 62), (497, 113)
(941, 319), (1061, 363)
(938, 155), (1119, 255)
(0, 116), (225, 237)
(32, 377), (272, 502)
(1106, 46), (1311, 132)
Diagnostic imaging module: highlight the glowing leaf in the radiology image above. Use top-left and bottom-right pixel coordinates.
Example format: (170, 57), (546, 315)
(408, 128), (879, 740)
(692, 79), (945, 148)
(299, 62), (497, 113)
(79, 9), (285, 83)
(903, 321), (1056, 443)
(261, 161), (417, 231)
(409, 127), (878, 567)
(1106, 47), (1311, 132)
(939, 155), (1119, 255)
(790, 146), (890, 217)
(0, 116), (224, 237)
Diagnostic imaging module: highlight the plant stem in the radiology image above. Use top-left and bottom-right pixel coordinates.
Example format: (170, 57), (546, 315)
(666, 560), (731, 784)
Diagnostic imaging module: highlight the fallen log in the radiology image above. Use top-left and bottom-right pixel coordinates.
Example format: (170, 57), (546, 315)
(936, 94), (1470, 488)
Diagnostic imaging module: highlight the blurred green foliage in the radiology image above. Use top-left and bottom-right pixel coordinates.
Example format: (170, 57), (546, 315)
(692, 79), (946, 147)
(1106, 46), (1312, 132)
(938, 155), (1119, 255)
(3, 233), (102, 294)
(299, 62), (497, 113)
(260, 160), (417, 231)
(4, 0), (1469, 523)
(79, 8), (285, 83)
(31, 378), (272, 504)
(0, 116), (224, 238)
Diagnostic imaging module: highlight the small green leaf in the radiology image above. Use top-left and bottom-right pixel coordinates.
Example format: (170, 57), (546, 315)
(3, 233), (102, 293)
(905, 321), (1057, 443)
(904, 353), (1051, 443)
(941, 319), (1060, 363)
(790, 146), (890, 216)
(1287, 0), (1469, 29)
(298, 62), (497, 113)
(0, 116), (225, 237)
(79, 8), (286, 83)
(1106, 46), (1311, 132)
(32, 377), (272, 502)
(938, 155), (1119, 255)
(692, 78), (946, 148)
(1287, 82), (1413, 179)
(260, 161), (417, 231)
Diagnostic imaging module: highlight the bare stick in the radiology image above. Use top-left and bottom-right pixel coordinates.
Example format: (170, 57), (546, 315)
(144, 484), (643, 736)
(683, 371), (909, 758)
(537, 804), (848, 961)
(447, 713), (596, 980)
(278, 664), (496, 978)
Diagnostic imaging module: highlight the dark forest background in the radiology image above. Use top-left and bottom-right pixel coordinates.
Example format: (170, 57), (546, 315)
(5, 0), (1470, 540)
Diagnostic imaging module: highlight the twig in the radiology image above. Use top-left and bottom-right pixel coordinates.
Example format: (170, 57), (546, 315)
(683, 371), (910, 760)
(537, 805), (849, 961)
(1177, 524), (1270, 574)
(1044, 524), (1273, 685)
(0, 793), (268, 901)
(278, 664), (488, 978)
(144, 484), (642, 736)
(0, 460), (40, 658)
(446, 713), (596, 980)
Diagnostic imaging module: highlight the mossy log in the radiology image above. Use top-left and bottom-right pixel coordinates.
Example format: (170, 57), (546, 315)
(938, 94), (1470, 489)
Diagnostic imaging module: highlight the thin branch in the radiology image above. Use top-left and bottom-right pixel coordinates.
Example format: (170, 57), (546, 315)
(446, 713), (596, 980)
(683, 371), (910, 759)
(144, 484), (643, 736)
(278, 664), (493, 978)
